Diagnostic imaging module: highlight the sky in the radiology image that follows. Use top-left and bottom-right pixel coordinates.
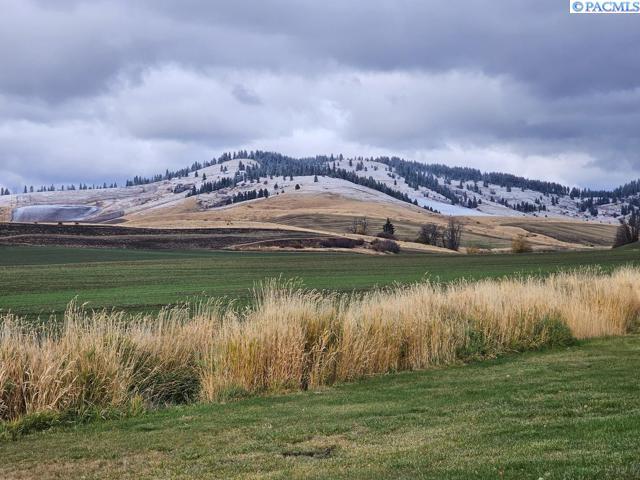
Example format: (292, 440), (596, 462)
(1, 0), (639, 191)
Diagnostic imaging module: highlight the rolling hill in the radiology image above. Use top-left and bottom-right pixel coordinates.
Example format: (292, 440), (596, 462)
(0, 152), (627, 251)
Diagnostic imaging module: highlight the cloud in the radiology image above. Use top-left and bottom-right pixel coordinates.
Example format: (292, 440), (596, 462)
(232, 85), (262, 106)
(1, 0), (639, 190)
(0, 119), (211, 188)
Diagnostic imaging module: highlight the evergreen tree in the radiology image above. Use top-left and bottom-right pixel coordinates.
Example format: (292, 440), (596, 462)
(383, 218), (395, 235)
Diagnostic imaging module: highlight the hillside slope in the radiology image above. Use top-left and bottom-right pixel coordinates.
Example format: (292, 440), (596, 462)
(0, 153), (623, 249)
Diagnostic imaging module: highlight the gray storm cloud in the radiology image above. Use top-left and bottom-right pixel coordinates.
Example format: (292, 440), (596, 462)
(0, 0), (639, 190)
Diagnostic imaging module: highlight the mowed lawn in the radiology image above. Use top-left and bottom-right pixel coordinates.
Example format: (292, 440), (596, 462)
(1, 244), (640, 318)
(1, 336), (638, 479)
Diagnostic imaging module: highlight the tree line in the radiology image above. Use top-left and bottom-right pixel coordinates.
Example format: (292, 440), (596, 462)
(2, 183), (122, 195)
(377, 158), (569, 196)
(236, 151), (420, 207)
(20, 183), (119, 194)
(225, 188), (270, 205)
(186, 177), (235, 197)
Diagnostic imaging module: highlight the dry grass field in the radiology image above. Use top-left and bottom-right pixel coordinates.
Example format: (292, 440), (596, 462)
(121, 192), (615, 251)
(2, 267), (638, 427)
(504, 220), (617, 246)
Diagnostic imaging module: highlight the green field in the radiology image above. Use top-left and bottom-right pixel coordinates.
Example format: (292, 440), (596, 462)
(2, 245), (640, 319)
(2, 245), (640, 478)
(2, 335), (638, 479)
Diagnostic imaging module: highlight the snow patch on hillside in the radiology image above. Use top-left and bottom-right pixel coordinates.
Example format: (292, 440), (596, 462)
(12, 205), (100, 222)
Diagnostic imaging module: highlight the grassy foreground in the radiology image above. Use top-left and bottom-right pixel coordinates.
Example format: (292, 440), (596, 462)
(1, 335), (639, 479)
(1, 269), (636, 425)
(2, 244), (640, 319)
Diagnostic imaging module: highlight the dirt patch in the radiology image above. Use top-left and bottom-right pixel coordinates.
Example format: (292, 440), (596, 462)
(282, 446), (336, 459)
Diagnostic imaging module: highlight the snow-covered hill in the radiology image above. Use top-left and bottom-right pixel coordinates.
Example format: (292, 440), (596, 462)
(315, 158), (621, 223)
(0, 153), (633, 225)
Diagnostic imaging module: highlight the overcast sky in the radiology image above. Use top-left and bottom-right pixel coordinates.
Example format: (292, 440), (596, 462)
(1, 0), (639, 190)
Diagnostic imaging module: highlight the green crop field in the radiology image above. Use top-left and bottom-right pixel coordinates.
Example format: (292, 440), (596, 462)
(2, 245), (640, 478)
(2, 335), (639, 479)
(1, 244), (640, 319)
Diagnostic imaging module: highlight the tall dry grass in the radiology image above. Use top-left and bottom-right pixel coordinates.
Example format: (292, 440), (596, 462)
(1, 268), (639, 424)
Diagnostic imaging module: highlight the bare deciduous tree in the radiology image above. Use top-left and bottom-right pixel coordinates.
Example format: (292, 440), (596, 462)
(417, 223), (442, 246)
(443, 217), (463, 251)
(614, 211), (640, 247)
(350, 217), (369, 235)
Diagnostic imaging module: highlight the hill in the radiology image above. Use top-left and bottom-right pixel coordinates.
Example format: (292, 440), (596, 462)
(0, 152), (627, 250)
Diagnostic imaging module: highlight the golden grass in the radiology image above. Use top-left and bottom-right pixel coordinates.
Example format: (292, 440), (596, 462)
(2, 269), (639, 423)
(504, 220), (617, 247)
(122, 192), (611, 250)
(0, 206), (11, 223)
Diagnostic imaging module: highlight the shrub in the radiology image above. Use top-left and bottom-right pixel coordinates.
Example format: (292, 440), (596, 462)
(370, 239), (400, 253)
(511, 235), (532, 253)
(320, 237), (364, 249)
